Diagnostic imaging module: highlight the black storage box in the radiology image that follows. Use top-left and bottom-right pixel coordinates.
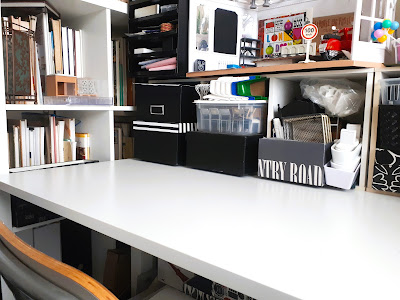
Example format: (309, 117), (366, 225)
(186, 132), (262, 176)
(258, 138), (332, 187)
(133, 84), (198, 166)
(11, 195), (60, 228)
(378, 105), (400, 152)
(372, 148), (400, 194)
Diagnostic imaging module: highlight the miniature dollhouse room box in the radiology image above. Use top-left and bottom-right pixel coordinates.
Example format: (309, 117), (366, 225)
(188, 0), (397, 68)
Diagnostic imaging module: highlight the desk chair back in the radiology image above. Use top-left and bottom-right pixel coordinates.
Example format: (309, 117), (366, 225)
(0, 222), (118, 300)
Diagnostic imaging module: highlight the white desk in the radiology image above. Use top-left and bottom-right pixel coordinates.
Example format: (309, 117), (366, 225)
(0, 160), (400, 300)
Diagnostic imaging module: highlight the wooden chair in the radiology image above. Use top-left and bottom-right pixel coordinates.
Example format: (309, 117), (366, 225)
(0, 222), (118, 300)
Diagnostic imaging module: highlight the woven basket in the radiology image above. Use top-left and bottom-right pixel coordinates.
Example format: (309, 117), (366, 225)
(378, 105), (400, 152)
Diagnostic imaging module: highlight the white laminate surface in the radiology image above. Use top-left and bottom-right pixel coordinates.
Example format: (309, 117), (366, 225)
(0, 160), (399, 300)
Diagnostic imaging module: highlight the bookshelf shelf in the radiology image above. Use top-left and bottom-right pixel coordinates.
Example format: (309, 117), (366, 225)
(131, 49), (177, 59)
(129, 0), (178, 10)
(127, 30), (177, 42)
(5, 104), (135, 112)
(112, 106), (136, 111)
(129, 9), (178, 27)
(128, 0), (188, 79)
(132, 69), (178, 78)
(9, 160), (98, 173)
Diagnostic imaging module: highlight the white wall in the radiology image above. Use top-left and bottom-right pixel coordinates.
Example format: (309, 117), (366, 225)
(257, 0), (357, 20)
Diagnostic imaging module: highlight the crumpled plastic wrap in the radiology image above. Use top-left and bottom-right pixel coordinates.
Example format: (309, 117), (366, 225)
(300, 78), (365, 117)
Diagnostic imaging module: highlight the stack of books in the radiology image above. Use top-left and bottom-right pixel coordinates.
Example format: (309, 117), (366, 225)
(47, 18), (83, 77)
(7, 116), (87, 169)
(113, 38), (128, 106)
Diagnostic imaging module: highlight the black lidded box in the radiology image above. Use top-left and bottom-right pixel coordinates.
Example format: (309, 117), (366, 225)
(258, 138), (332, 187)
(186, 132), (262, 176)
(133, 84), (198, 166)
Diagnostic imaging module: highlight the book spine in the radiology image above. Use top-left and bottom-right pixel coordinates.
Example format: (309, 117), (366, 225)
(68, 28), (75, 76)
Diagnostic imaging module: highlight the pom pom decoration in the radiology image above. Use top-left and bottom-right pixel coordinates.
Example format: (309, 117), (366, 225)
(266, 46), (274, 55)
(374, 22), (383, 30)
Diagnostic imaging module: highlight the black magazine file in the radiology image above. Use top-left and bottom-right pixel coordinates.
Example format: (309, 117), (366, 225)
(213, 8), (238, 55)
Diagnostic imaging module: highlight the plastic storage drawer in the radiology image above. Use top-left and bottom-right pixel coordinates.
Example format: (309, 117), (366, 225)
(194, 100), (267, 135)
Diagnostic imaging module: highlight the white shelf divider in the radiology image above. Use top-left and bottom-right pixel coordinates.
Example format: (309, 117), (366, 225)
(12, 217), (65, 233)
(5, 104), (135, 112)
(9, 160), (98, 173)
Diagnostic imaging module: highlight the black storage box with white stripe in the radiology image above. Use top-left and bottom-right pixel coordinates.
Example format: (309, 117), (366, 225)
(133, 84), (198, 166)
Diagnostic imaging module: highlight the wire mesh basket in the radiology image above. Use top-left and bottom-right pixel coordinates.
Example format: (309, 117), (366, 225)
(282, 114), (332, 144)
(380, 78), (400, 105)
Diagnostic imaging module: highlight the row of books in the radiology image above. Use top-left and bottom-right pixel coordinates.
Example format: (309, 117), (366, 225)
(8, 117), (90, 169)
(47, 19), (83, 78)
(113, 39), (134, 106)
(114, 123), (134, 160)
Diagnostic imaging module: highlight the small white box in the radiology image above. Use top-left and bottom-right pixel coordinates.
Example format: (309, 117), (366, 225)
(324, 162), (361, 190)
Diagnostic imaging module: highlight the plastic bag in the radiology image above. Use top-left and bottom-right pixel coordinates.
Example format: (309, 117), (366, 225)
(300, 78), (365, 117)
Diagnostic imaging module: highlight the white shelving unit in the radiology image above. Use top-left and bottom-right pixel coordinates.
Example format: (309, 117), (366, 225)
(268, 68), (375, 189)
(0, 0), (131, 288)
(0, 0), (131, 175)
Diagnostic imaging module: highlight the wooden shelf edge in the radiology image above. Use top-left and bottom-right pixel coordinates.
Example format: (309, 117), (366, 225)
(5, 104), (132, 111)
(186, 60), (384, 78)
(112, 106), (136, 111)
(366, 187), (400, 197)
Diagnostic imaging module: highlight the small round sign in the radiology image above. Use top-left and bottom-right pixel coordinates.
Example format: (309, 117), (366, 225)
(301, 24), (318, 40)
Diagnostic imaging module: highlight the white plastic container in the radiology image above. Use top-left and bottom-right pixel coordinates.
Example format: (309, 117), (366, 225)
(331, 143), (362, 165)
(324, 162), (361, 190)
(43, 96), (113, 105)
(194, 100), (267, 135)
(380, 78), (400, 105)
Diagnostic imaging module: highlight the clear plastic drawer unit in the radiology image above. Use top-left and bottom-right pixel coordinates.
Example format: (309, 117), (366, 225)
(194, 100), (267, 135)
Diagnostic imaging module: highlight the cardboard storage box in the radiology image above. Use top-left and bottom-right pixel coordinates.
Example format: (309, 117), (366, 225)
(103, 248), (131, 299)
(258, 138), (332, 187)
(133, 84), (198, 165)
(186, 132), (262, 176)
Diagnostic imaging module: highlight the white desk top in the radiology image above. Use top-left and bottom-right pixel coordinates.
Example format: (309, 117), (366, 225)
(0, 160), (399, 300)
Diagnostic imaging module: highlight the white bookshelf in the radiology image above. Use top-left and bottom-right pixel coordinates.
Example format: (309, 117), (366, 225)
(0, 0), (131, 286)
(0, 0), (131, 175)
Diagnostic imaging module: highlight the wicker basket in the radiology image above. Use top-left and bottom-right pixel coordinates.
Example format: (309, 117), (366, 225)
(378, 105), (400, 152)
